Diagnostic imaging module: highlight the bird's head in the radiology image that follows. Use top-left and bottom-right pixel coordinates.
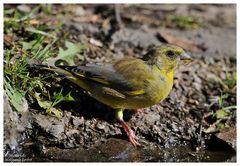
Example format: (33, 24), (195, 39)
(143, 44), (193, 72)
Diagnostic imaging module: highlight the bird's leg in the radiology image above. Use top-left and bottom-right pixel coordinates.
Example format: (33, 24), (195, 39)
(115, 108), (140, 147)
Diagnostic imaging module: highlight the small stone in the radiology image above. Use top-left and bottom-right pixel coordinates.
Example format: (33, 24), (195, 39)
(72, 116), (84, 128)
(95, 122), (106, 131)
(89, 38), (103, 47)
(74, 6), (86, 16)
(49, 123), (64, 138)
(17, 5), (31, 13)
(171, 123), (179, 132)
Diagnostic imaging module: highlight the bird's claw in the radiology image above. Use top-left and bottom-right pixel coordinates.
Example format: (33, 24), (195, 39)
(121, 122), (141, 147)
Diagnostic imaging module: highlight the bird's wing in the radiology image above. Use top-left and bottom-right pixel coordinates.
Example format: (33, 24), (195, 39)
(57, 58), (151, 96)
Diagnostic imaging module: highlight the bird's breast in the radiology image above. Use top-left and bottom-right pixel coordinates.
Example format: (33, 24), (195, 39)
(147, 71), (174, 103)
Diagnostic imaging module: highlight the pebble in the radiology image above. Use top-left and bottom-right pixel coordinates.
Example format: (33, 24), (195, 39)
(72, 116), (84, 128)
(95, 122), (106, 131)
(17, 5), (31, 13)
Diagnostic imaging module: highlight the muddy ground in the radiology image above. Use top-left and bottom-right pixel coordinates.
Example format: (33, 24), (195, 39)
(4, 4), (236, 162)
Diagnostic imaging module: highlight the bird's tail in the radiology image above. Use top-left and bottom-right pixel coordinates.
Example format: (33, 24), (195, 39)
(29, 62), (74, 78)
(29, 62), (91, 91)
(30, 63), (54, 70)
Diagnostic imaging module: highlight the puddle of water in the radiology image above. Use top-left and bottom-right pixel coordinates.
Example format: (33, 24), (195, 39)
(4, 138), (236, 162)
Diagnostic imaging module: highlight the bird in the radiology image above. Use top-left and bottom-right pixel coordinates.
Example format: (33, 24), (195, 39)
(32, 44), (192, 147)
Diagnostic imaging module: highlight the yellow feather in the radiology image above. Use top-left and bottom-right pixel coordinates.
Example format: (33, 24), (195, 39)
(90, 77), (110, 85)
(125, 89), (145, 95)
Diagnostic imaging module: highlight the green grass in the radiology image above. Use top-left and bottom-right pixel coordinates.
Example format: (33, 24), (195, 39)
(218, 71), (236, 93)
(205, 70), (236, 133)
(31, 88), (75, 118)
(3, 5), (80, 117)
(166, 14), (201, 30)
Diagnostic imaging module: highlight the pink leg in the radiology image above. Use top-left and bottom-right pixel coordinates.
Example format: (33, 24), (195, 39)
(121, 121), (141, 147)
(115, 108), (140, 147)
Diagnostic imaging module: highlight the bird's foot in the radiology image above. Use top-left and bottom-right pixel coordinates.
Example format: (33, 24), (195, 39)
(121, 121), (140, 147)
(115, 108), (140, 147)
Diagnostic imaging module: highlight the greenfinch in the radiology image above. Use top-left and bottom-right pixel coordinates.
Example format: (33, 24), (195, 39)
(33, 44), (192, 146)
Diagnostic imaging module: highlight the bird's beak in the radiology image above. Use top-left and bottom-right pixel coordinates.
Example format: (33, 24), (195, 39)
(180, 52), (193, 64)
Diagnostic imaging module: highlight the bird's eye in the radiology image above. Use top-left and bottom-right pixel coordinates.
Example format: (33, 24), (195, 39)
(166, 50), (175, 59)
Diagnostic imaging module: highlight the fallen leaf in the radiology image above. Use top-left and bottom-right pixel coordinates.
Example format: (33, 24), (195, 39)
(102, 18), (111, 30)
(157, 30), (207, 52)
(216, 127), (236, 149)
(72, 14), (99, 23)
(29, 19), (40, 25)
(46, 41), (84, 66)
(4, 34), (15, 46)
(9, 53), (22, 65)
